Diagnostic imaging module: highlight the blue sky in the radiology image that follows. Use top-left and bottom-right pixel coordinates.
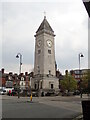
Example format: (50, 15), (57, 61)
(0, 0), (88, 74)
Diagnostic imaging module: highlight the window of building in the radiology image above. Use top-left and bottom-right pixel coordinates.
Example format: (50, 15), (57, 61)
(21, 82), (23, 86)
(35, 84), (37, 89)
(77, 75), (80, 78)
(48, 50), (51, 54)
(51, 84), (53, 89)
(8, 76), (12, 80)
(38, 50), (41, 54)
(75, 75), (78, 78)
(49, 70), (51, 74)
(75, 75), (77, 78)
(40, 81), (42, 89)
(21, 77), (24, 81)
(75, 70), (79, 74)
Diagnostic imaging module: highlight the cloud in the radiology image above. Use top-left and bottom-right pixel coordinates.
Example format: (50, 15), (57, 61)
(3, 63), (33, 74)
(1, 1), (88, 74)
(0, 0), (85, 3)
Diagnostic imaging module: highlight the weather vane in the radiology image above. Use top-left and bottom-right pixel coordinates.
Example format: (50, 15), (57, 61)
(44, 11), (46, 19)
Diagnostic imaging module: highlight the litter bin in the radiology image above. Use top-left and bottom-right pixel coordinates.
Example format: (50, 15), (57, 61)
(82, 100), (90, 120)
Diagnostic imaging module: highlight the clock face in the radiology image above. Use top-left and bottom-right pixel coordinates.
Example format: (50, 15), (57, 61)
(37, 40), (41, 47)
(47, 40), (52, 47)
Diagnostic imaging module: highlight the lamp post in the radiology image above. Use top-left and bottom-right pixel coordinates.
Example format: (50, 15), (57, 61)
(16, 53), (22, 74)
(78, 53), (84, 98)
(16, 53), (22, 98)
(29, 76), (32, 101)
(79, 53), (84, 71)
(37, 65), (40, 96)
(29, 76), (32, 93)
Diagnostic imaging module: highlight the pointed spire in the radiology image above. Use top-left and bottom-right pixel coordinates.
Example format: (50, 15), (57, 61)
(36, 16), (54, 34)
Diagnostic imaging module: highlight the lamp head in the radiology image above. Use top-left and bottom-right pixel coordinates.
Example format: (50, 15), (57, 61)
(16, 55), (19, 58)
(81, 54), (84, 57)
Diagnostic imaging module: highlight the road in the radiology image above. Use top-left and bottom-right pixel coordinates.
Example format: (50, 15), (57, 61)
(0, 95), (89, 119)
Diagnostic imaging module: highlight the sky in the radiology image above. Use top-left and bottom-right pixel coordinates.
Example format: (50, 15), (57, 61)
(0, 0), (88, 75)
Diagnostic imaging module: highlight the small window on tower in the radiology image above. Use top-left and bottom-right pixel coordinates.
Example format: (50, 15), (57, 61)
(51, 84), (53, 89)
(49, 70), (51, 74)
(35, 84), (37, 89)
(48, 50), (51, 54)
(38, 50), (41, 54)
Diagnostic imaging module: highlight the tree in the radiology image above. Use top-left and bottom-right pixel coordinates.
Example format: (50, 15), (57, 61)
(80, 75), (88, 93)
(80, 70), (90, 94)
(88, 70), (90, 94)
(60, 70), (77, 93)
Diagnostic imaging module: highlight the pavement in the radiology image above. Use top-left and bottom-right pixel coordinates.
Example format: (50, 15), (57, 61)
(0, 94), (89, 119)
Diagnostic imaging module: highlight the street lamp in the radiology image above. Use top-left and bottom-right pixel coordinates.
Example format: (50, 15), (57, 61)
(16, 53), (22, 98)
(78, 53), (84, 98)
(79, 53), (84, 71)
(16, 53), (22, 74)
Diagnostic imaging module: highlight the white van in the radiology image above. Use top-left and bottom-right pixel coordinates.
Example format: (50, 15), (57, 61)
(0, 87), (14, 95)
(5, 88), (14, 94)
(0, 87), (7, 95)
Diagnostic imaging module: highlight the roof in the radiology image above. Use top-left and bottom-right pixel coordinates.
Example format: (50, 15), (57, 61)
(36, 16), (54, 34)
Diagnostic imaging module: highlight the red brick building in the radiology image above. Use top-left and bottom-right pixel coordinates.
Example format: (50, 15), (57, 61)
(0, 68), (32, 90)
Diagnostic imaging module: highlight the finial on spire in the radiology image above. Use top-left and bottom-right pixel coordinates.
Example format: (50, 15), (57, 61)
(44, 11), (46, 19)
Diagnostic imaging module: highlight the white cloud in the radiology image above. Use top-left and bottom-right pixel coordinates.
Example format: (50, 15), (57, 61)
(0, 0), (82, 3)
(3, 63), (33, 74)
(1, 1), (88, 74)
(0, 2), (2, 68)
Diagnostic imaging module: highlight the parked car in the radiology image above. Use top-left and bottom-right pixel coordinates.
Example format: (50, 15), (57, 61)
(32, 91), (38, 97)
(73, 90), (80, 95)
(45, 92), (54, 96)
(0, 89), (6, 95)
(62, 90), (74, 96)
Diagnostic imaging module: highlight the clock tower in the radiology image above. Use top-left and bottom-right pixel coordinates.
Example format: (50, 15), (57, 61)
(34, 16), (56, 76)
(32, 16), (59, 96)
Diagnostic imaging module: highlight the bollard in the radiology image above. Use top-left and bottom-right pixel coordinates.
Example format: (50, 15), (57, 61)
(30, 94), (32, 102)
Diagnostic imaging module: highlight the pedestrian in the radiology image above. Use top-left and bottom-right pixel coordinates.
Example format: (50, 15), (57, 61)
(9, 90), (11, 96)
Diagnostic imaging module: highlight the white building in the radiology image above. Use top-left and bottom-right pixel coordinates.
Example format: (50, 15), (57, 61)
(31, 16), (59, 96)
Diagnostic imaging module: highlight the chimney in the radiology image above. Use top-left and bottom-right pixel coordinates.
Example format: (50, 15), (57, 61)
(25, 72), (28, 76)
(1, 68), (4, 74)
(65, 70), (68, 76)
(70, 70), (74, 76)
(9, 72), (13, 75)
(20, 73), (23, 76)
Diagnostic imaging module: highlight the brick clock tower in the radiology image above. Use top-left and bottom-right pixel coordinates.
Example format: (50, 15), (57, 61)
(31, 16), (59, 96)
